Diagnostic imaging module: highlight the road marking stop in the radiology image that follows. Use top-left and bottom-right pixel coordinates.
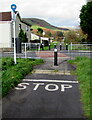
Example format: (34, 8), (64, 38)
(15, 79), (78, 92)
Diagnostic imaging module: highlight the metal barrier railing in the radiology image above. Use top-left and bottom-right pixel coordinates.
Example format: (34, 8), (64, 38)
(1, 42), (92, 58)
(68, 43), (92, 51)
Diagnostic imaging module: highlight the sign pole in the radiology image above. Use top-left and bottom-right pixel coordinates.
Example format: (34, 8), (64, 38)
(13, 12), (17, 64)
(11, 4), (17, 64)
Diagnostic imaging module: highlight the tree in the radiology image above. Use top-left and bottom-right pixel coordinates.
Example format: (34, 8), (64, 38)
(64, 31), (77, 44)
(48, 32), (52, 38)
(56, 31), (63, 37)
(18, 29), (24, 42)
(76, 29), (87, 43)
(45, 31), (52, 38)
(80, 1), (92, 42)
(24, 32), (28, 43)
(64, 30), (87, 44)
(37, 28), (43, 35)
(18, 29), (28, 43)
(54, 31), (64, 41)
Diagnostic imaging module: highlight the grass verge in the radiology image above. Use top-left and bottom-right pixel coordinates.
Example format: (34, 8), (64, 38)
(68, 56), (92, 119)
(1, 57), (44, 97)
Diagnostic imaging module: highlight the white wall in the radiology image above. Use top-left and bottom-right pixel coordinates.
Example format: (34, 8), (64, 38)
(41, 37), (49, 41)
(0, 22), (12, 48)
(0, 12), (32, 48)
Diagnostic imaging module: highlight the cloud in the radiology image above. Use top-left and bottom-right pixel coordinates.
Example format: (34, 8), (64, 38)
(0, 0), (86, 27)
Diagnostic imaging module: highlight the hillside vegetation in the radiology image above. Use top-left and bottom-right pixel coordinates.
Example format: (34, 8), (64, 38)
(22, 18), (69, 32)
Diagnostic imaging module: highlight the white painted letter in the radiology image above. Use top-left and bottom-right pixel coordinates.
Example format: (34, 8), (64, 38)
(33, 83), (44, 90)
(15, 83), (29, 90)
(61, 84), (72, 92)
(45, 84), (59, 91)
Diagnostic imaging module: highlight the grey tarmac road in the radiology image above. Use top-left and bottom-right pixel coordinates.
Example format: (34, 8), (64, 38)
(60, 51), (92, 58)
(2, 58), (88, 120)
(1, 49), (92, 59)
(2, 77), (83, 118)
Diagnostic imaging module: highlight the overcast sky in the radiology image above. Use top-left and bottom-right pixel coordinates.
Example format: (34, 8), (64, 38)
(0, 0), (86, 28)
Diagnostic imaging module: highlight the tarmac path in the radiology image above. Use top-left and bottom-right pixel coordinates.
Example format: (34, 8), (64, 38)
(2, 51), (87, 119)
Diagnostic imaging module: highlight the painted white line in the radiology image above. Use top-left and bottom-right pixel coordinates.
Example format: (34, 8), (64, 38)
(32, 69), (71, 75)
(23, 79), (79, 84)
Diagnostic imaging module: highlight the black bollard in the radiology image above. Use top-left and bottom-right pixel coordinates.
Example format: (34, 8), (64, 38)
(54, 48), (58, 66)
(49, 44), (50, 50)
(54, 44), (56, 49)
(60, 44), (62, 50)
(66, 44), (68, 50)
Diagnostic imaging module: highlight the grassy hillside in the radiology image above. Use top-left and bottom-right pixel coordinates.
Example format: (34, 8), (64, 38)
(22, 18), (69, 32)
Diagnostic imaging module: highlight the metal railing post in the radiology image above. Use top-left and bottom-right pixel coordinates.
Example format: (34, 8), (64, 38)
(25, 43), (27, 58)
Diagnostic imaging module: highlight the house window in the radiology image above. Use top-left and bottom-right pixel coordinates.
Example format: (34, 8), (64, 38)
(19, 24), (21, 30)
(26, 25), (29, 31)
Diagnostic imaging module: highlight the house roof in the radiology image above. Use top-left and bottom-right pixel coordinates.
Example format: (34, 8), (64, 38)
(0, 12), (12, 21)
(13, 11), (31, 26)
(0, 11), (31, 27)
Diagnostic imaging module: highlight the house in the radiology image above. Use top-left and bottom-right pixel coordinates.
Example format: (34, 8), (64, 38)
(0, 12), (13, 48)
(30, 32), (39, 41)
(0, 11), (31, 49)
(0, 11), (50, 50)
(15, 11), (32, 42)
(30, 33), (49, 45)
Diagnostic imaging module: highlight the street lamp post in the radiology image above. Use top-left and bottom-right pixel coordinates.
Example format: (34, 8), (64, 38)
(11, 4), (17, 64)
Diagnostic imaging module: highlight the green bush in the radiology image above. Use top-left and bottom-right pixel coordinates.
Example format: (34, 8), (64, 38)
(1, 58), (44, 97)
(2, 57), (14, 70)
